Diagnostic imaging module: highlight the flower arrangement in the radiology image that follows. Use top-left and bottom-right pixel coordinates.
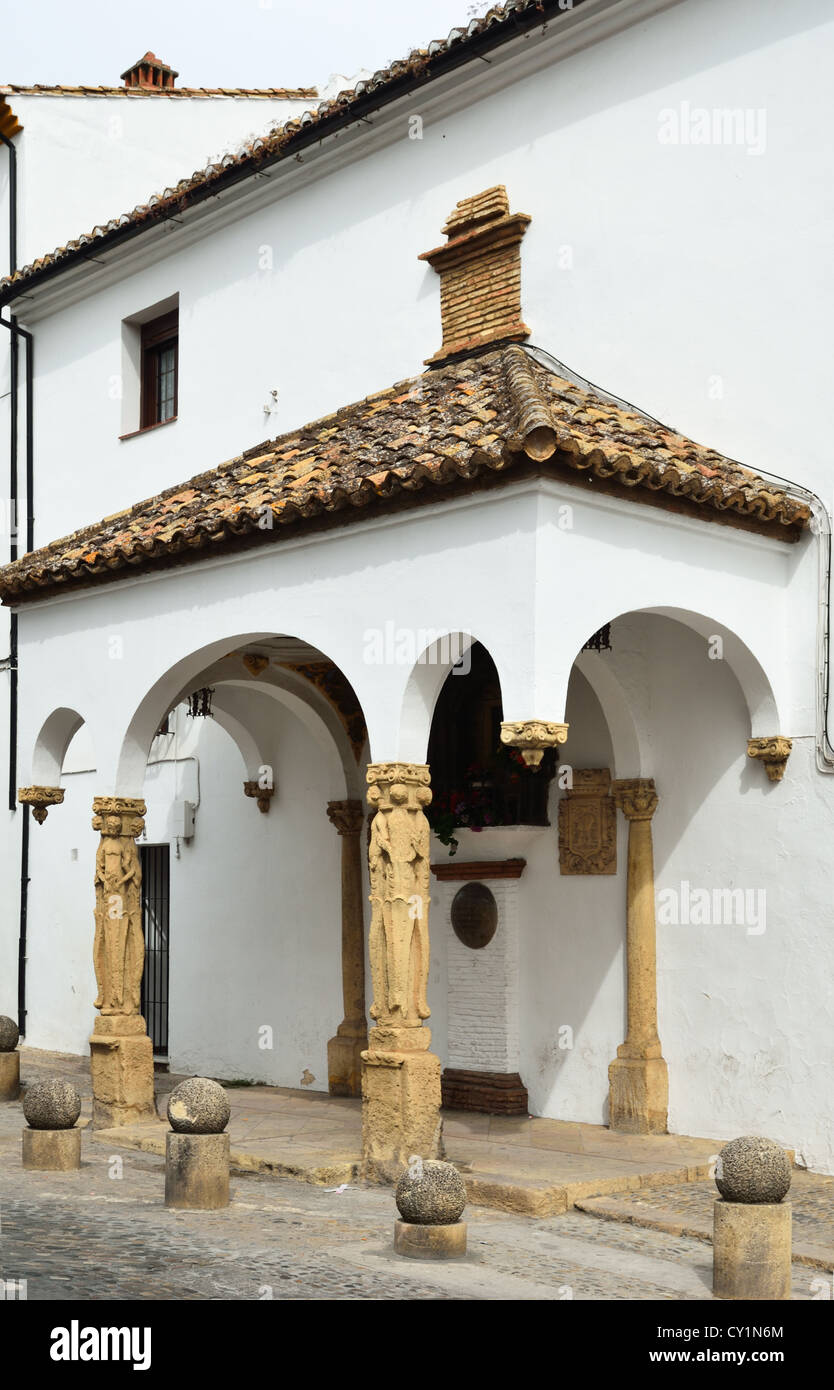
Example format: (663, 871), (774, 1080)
(426, 745), (548, 854)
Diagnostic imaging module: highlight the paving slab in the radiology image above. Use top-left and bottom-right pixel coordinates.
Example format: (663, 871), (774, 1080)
(576, 1172), (834, 1270)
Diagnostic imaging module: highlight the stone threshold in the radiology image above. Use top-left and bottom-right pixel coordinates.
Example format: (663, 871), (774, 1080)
(91, 1121), (724, 1218)
(575, 1186), (833, 1271)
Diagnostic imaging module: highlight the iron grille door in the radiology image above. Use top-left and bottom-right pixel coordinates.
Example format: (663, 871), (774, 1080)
(140, 844), (170, 1056)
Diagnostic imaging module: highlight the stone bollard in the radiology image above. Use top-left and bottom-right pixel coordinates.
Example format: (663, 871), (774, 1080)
(164, 1077), (231, 1210)
(22, 1079), (82, 1170)
(0, 1016), (21, 1101)
(713, 1135), (792, 1301)
(394, 1158), (468, 1258)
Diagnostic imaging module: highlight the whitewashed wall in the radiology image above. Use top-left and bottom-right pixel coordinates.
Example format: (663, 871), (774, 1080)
(9, 0), (834, 551)
(10, 478), (834, 1169)
(0, 91), (315, 274)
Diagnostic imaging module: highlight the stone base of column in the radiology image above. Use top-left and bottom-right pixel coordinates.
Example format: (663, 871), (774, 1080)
(89, 1016), (156, 1129)
(327, 1024), (368, 1098)
(22, 1127), (81, 1170)
(713, 1200), (792, 1300)
(361, 1035), (443, 1185)
(394, 1219), (467, 1259)
(165, 1132), (230, 1210)
(0, 1051), (21, 1101)
(608, 1054), (668, 1135)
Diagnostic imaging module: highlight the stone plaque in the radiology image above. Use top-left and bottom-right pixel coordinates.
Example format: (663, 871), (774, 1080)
(451, 882), (498, 949)
(558, 768), (616, 875)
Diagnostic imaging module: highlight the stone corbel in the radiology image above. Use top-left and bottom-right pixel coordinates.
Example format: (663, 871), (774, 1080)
(500, 719), (568, 768)
(243, 781), (275, 813)
(18, 786), (64, 824)
(747, 736), (792, 783)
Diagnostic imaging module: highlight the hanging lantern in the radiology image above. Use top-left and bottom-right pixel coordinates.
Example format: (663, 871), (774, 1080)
(186, 687), (215, 719)
(582, 624), (612, 653)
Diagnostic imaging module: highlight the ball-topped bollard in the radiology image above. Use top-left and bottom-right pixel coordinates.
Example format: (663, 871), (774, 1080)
(393, 1158), (468, 1258)
(167, 1077), (231, 1135)
(22, 1078), (82, 1170)
(713, 1135), (792, 1301)
(0, 1015), (21, 1102)
(165, 1078), (230, 1210)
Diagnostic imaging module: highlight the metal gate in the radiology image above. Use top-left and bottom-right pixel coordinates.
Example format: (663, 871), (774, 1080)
(140, 844), (170, 1057)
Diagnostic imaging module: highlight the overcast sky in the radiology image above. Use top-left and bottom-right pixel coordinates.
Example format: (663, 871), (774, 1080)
(3, 0), (491, 89)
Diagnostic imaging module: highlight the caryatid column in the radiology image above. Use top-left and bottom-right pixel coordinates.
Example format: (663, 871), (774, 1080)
(361, 762), (442, 1182)
(608, 778), (668, 1135)
(88, 797), (156, 1129)
(326, 799), (368, 1097)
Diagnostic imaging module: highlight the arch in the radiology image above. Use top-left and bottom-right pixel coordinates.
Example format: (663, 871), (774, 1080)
(573, 650), (645, 778)
(31, 706), (87, 786)
(637, 606), (780, 735)
(397, 630), (490, 764)
(114, 632), (365, 800)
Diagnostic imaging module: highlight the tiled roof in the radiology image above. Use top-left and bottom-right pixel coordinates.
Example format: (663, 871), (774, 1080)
(0, 83), (316, 99)
(0, 346), (809, 604)
(0, 0), (584, 300)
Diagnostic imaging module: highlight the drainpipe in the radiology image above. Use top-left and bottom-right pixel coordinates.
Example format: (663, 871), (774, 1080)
(1, 126), (34, 1036)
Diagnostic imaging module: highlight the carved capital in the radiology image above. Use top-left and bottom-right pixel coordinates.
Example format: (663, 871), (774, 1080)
(91, 796), (146, 838)
(18, 785), (64, 825)
(611, 778), (658, 822)
(326, 799), (364, 837)
(747, 736), (792, 783)
(366, 762), (432, 808)
(243, 781), (275, 813)
(500, 719), (569, 768)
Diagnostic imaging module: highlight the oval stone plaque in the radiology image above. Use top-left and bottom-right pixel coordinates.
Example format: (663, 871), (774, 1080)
(451, 882), (498, 949)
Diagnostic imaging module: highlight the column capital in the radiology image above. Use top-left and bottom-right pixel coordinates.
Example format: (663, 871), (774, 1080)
(500, 719), (568, 768)
(326, 799), (364, 837)
(244, 781), (275, 814)
(611, 778), (658, 822)
(91, 796), (146, 837)
(366, 762), (431, 807)
(18, 785), (64, 825)
(747, 736), (792, 783)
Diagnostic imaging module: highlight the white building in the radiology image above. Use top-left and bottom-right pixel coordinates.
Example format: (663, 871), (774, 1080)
(1, 0), (833, 1179)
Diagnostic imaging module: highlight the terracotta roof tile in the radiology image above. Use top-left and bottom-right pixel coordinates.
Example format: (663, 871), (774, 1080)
(0, 346), (810, 604)
(0, 1), (580, 300)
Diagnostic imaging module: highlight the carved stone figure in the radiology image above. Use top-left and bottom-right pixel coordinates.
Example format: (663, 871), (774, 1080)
(367, 764), (432, 1028)
(91, 799), (146, 1017)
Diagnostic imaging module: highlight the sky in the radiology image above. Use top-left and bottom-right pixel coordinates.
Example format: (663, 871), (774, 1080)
(3, 0), (493, 89)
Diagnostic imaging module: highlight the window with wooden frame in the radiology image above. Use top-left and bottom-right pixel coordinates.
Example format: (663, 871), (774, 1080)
(140, 309), (179, 428)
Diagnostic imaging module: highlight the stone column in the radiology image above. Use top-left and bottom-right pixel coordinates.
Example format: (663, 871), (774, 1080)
(88, 797), (156, 1129)
(326, 799), (368, 1097)
(608, 778), (668, 1135)
(362, 762), (442, 1182)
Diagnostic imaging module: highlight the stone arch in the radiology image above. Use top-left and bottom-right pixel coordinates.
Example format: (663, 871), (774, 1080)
(114, 631), (365, 800)
(31, 706), (88, 786)
(397, 630), (509, 764)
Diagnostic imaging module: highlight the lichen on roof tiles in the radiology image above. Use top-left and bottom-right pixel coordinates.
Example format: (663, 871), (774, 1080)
(0, 345), (810, 604)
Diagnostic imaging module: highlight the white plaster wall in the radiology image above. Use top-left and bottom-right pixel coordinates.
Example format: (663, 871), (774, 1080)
(11, 0), (834, 552)
(0, 93), (315, 273)
(22, 698), (358, 1094)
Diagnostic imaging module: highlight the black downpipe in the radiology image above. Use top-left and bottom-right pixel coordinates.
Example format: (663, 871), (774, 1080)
(2, 126), (32, 1037)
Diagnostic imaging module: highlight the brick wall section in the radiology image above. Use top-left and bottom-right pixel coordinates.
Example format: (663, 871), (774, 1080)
(419, 185), (531, 365)
(438, 878), (521, 1073)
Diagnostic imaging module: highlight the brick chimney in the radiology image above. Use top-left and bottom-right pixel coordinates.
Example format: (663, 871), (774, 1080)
(120, 52), (178, 91)
(419, 186), (531, 366)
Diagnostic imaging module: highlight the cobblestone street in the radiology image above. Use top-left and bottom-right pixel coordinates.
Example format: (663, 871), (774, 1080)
(0, 1113), (824, 1302)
